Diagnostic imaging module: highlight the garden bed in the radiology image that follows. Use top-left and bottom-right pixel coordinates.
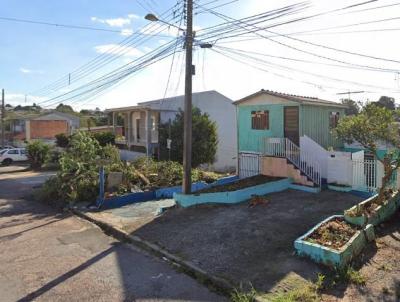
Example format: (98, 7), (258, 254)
(174, 176), (292, 207)
(327, 183), (352, 193)
(295, 215), (375, 268)
(195, 175), (283, 194)
(344, 191), (400, 226)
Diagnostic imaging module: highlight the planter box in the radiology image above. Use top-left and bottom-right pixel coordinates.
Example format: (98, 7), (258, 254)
(344, 193), (400, 227)
(328, 184), (352, 193)
(294, 215), (375, 268)
(155, 175), (239, 199)
(174, 178), (292, 208)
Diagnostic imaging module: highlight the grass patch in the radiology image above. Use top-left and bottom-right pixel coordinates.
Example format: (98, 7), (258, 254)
(331, 266), (366, 286)
(269, 285), (320, 302)
(230, 285), (257, 302)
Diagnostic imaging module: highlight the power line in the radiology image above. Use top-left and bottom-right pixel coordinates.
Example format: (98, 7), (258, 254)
(197, 4), (400, 72)
(29, 1), (183, 97)
(0, 16), (126, 33)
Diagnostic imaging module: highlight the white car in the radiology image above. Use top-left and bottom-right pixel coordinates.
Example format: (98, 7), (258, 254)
(0, 148), (28, 165)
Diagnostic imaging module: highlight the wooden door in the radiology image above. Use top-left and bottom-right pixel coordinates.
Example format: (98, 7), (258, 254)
(284, 106), (299, 146)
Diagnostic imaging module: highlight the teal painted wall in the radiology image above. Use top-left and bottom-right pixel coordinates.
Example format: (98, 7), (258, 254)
(300, 105), (346, 149)
(237, 104), (291, 152)
(237, 102), (345, 152)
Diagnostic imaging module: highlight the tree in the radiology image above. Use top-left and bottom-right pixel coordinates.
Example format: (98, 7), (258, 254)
(340, 99), (360, 115)
(92, 131), (115, 146)
(55, 133), (70, 148)
(335, 104), (400, 204)
(56, 103), (74, 113)
(374, 96), (395, 110)
(159, 107), (218, 168)
(26, 141), (50, 169)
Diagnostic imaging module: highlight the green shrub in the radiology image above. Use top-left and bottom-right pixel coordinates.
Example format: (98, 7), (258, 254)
(39, 131), (121, 206)
(55, 133), (70, 148)
(92, 131), (115, 146)
(26, 141), (50, 169)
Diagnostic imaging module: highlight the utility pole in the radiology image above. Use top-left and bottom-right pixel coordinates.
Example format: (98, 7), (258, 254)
(1, 89), (5, 148)
(182, 0), (193, 194)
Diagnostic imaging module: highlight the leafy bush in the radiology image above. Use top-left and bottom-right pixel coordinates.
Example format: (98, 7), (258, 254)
(26, 141), (50, 169)
(55, 133), (70, 148)
(39, 131), (121, 205)
(92, 131), (115, 146)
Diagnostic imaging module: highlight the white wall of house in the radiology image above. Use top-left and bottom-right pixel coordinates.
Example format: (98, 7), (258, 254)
(148, 91), (237, 172)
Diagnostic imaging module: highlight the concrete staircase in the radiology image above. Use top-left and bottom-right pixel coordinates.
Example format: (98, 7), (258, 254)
(261, 156), (315, 187)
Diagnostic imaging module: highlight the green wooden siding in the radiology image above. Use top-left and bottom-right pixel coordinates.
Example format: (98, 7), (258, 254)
(300, 105), (345, 149)
(237, 104), (292, 152)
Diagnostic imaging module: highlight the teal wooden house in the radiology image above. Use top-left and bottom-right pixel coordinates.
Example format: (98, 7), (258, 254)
(235, 89), (347, 153)
(235, 89), (350, 188)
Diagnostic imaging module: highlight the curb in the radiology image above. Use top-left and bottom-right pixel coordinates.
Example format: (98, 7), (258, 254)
(71, 208), (234, 297)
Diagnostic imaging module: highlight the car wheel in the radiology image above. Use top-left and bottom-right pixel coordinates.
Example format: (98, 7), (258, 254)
(3, 158), (12, 166)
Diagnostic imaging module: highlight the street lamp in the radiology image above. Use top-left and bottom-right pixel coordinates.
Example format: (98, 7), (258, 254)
(144, 13), (184, 31)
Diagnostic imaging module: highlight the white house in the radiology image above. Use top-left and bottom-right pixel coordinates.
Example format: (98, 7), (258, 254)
(105, 90), (237, 172)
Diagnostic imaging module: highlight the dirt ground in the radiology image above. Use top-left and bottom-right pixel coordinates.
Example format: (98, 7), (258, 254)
(133, 189), (363, 294)
(322, 211), (400, 302)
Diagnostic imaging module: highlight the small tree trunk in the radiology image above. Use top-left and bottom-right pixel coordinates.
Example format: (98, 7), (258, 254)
(376, 157), (393, 205)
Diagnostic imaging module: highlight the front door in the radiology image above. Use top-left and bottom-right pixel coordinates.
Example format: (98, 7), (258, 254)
(284, 106), (299, 146)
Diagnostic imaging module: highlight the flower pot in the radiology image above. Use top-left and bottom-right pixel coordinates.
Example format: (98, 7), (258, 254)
(294, 215), (375, 268)
(344, 192), (400, 227)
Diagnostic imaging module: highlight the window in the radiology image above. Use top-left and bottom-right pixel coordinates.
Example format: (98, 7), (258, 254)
(7, 149), (18, 155)
(329, 112), (340, 128)
(251, 110), (269, 130)
(20, 149), (26, 155)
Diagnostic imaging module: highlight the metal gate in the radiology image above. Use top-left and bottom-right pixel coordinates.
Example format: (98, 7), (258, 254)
(239, 152), (261, 178)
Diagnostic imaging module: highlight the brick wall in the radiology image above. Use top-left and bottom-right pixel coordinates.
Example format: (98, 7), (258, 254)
(30, 120), (69, 139)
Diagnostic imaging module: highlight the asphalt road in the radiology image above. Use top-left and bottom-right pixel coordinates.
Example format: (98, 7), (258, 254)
(0, 171), (225, 302)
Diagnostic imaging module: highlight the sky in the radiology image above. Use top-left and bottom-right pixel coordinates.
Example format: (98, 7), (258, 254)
(1, 0), (400, 110)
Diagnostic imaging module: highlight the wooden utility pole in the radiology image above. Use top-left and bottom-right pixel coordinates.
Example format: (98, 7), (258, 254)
(1, 89), (5, 148)
(182, 0), (193, 194)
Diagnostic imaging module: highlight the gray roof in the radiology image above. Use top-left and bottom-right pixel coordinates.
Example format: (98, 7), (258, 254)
(235, 89), (348, 108)
(105, 90), (233, 112)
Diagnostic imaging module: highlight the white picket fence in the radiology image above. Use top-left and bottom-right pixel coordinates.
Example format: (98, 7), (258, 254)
(238, 152), (261, 178)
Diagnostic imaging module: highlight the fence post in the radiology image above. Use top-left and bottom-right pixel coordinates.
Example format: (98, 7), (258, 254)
(96, 166), (105, 208)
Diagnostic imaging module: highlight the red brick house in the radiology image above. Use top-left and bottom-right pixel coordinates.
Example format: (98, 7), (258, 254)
(9, 111), (80, 144)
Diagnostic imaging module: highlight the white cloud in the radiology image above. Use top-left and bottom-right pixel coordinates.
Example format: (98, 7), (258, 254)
(143, 46), (153, 52)
(120, 28), (134, 36)
(94, 44), (143, 57)
(20, 67), (44, 74)
(91, 16), (131, 28)
(20, 68), (32, 74)
(128, 14), (140, 20)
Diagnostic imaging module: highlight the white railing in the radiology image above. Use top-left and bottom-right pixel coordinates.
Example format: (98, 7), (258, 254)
(262, 137), (322, 186)
(352, 159), (377, 192)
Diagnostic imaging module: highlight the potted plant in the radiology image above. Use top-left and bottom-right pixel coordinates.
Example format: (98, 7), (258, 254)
(335, 104), (400, 226)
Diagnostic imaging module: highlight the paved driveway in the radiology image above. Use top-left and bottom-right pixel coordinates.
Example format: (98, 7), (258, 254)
(0, 171), (225, 301)
(133, 189), (363, 293)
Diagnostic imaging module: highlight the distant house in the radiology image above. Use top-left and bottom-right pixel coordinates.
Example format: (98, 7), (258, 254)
(106, 90), (237, 172)
(9, 111), (80, 145)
